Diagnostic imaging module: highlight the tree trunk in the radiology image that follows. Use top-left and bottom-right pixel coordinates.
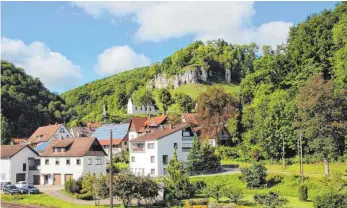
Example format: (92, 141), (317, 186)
(324, 157), (330, 176)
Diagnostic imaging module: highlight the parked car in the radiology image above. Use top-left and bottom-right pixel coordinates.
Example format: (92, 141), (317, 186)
(0, 182), (11, 190)
(19, 185), (40, 194)
(3, 185), (20, 195)
(15, 181), (28, 189)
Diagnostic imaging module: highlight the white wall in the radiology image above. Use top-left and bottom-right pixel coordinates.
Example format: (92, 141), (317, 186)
(40, 156), (106, 185)
(127, 99), (159, 115)
(129, 132), (139, 141)
(0, 147), (38, 184)
(130, 129), (193, 177)
(0, 159), (10, 183)
(50, 125), (73, 140)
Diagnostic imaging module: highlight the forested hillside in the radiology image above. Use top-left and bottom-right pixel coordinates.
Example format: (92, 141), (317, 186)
(227, 2), (347, 163)
(0, 61), (66, 143)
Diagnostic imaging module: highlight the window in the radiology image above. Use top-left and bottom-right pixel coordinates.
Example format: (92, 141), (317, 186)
(182, 143), (192, 151)
(60, 128), (65, 133)
(66, 135), (69, 138)
(174, 143), (178, 149)
(55, 159), (60, 165)
(183, 131), (190, 136)
(88, 158), (92, 165)
(150, 156), (155, 163)
(1, 173), (5, 181)
(151, 169), (155, 175)
(113, 145), (116, 148)
(135, 107), (137, 110)
(76, 159), (81, 165)
(147, 143), (155, 149)
(23, 163), (26, 171)
(116, 145), (119, 148)
(131, 156), (135, 162)
(163, 168), (167, 176)
(124, 142), (127, 145)
(96, 158), (102, 165)
(45, 159), (49, 165)
(163, 155), (168, 165)
(57, 148), (61, 152)
(66, 159), (70, 165)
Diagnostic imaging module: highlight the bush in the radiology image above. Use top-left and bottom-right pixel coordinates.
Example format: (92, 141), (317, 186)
(314, 192), (347, 208)
(222, 186), (244, 203)
(185, 198), (209, 207)
(216, 146), (240, 160)
(240, 162), (267, 188)
(298, 184), (308, 201)
(254, 192), (288, 208)
(191, 180), (207, 194)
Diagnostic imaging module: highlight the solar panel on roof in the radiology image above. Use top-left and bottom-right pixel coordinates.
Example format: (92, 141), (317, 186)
(34, 141), (49, 152)
(91, 123), (129, 140)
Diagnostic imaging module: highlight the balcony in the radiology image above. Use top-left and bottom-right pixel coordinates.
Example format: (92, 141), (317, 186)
(29, 166), (38, 170)
(131, 147), (145, 153)
(182, 136), (194, 141)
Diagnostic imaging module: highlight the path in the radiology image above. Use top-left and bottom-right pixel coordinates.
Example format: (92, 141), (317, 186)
(1, 202), (45, 208)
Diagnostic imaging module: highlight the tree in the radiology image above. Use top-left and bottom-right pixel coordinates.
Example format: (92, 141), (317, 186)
(81, 173), (109, 205)
(254, 192), (288, 208)
(204, 182), (225, 202)
(196, 86), (237, 144)
(132, 87), (155, 106)
(113, 173), (140, 208)
(294, 74), (347, 176)
(174, 93), (195, 113)
(314, 192), (347, 208)
(240, 162), (267, 188)
(159, 89), (174, 114)
(137, 176), (160, 207)
(299, 184), (308, 201)
(222, 186), (244, 203)
(167, 112), (182, 126)
(1, 114), (12, 145)
(187, 135), (202, 172)
(165, 150), (194, 204)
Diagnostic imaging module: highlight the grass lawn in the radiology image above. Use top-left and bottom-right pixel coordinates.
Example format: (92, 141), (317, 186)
(221, 159), (347, 177)
(1, 194), (110, 208)
(171, 83), (240, 99)
(117, 162), (129, 169)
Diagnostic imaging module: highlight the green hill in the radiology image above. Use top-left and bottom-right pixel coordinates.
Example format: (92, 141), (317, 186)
(171, 83), (240, 99)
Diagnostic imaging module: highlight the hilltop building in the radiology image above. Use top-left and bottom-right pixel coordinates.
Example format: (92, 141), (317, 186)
(127, 98), (160, 115)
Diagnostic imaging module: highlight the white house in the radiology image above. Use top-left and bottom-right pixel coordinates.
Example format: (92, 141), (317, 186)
(128, 116), (148, 140)
(39, 137), (107, 185)
(26, 123), (73, 153)
(127, 98), (160, 115)
(0, 145), (40, 185)
(129, 124), (194, 177)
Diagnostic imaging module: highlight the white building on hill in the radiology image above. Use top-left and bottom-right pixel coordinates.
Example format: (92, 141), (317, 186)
(129, 124), (194, 176)
(127, 98), (160, 115)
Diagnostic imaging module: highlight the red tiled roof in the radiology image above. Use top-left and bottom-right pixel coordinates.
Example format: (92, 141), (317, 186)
(143, 115), (168, 127)
(131, 116), (148, 132)
(13, 138), (26, 144)
(40, 137), (107, 157)
(27, 124), (63, 144)
(131, 123), (189, 142)
(52, 140), (74, 148)
(99, 139), (123, 146)
(1, 145), (38, 158)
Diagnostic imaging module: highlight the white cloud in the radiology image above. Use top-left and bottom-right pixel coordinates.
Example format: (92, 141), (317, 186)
(1, 37), (83, 92)
(73, 2), (293, 48)
(95, 45), (150, 76)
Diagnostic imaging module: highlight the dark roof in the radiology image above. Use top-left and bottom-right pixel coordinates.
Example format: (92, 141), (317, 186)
(27, 124), (63, 143)
(91, 123), (129, 140)
(130, 124), (189, 142)
(1, 145), (39, 158)
(70, 127), (95, 137)
(40, 137), (107, 157)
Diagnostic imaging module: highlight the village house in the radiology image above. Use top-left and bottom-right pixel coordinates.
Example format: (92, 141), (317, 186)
(39, 137), (107, 185)
(129, 123), (194, 177)
(128, 115), (168, 140)
(128, 116), (148, 140)
(127, 98), (160, 115)
(91, 123), (130, 158)
(26, 123), (73, 153)
(181, 113), (231, 146)
(0, 145), (40, 185)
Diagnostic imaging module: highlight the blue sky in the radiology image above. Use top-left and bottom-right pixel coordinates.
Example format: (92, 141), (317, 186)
(1, 1), (338, 93)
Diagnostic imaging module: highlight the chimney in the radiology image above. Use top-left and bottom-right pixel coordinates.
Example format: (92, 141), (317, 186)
(60, 136), (63, 141)
(169, 124), (172, 129)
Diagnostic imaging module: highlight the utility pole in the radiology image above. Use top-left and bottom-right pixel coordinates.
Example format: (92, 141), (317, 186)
(281, 134), (285, 168)
(299, 132), (304, 183)
(109, 130), (113, 208)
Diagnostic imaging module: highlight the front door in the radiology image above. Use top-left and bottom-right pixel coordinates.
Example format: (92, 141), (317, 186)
(33, 175), (40, 185)
(53, 174), (61, 185)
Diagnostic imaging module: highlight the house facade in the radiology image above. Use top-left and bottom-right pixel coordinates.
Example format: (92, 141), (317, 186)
(129, 124), (194, 177)
(26, 124), (73, 153)
(91, 123), (130, 158)
(0, 145), (40, 185)
(127, 98), (160, 115)
(39, 138), (107, 185)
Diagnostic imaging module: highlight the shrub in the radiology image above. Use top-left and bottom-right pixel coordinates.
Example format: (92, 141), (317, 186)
(254, 192), (288, 208)
(216, 146), (240, 160)
(191, 180), (207, 194)
(185, 199), (209, 208)
(298, 184), (308, 201)
(314, 192), (347, 208)
(221, 186), (244, 203)
(240, 162), (267, 188)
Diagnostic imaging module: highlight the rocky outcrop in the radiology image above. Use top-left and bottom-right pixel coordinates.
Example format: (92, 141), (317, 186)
(148, 66), (209, 89)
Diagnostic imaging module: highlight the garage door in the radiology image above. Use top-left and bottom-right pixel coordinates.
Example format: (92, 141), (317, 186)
(16, 173), (25, 182)
(64, 174), (73, 182)
(33, 175), (40, 185)
(53, 174), (61, 185)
